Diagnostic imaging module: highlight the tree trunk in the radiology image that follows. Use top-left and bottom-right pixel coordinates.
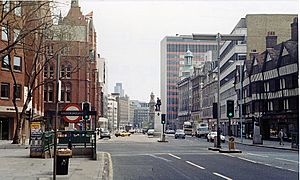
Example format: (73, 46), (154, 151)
(12, 119), (21, 144)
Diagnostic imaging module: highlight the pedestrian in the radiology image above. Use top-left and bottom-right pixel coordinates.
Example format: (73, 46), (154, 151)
(278, 129), (284, 145)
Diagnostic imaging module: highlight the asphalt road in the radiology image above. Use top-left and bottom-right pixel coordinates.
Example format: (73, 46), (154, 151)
(97, 134), (299, 180)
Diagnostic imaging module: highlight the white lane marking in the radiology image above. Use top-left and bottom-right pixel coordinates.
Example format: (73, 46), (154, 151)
(168, 153), (181, 160)
(213, 172), (232, 180)
(264, 163), (272, 166)
(275, 158), (299, 164)
(185, 161), (205, 169)
(238, 157), (257, 163)
(147, 154), (172, 162)
(222, 153), (235, 158)
(287, 169), (297, 172)
(275, 166), (284, 169)
(247, 153), (268, 158)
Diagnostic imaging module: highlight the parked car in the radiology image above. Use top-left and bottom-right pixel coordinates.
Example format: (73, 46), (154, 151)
(165, 129), (175, 134)
(175, 129), (185, 139)
(99, 129), (111, 139)
(142, 128), (149, 134)
(207, 131), (225, 143)
(129, 129), (135, 134)
(115, 131), (131, 137)
(147, 129), (155, 136)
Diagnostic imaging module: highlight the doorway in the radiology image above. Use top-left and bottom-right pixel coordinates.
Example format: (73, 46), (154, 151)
(0, 118), (9, 140)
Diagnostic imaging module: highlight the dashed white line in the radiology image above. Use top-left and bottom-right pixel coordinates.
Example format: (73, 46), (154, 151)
(286, 169), (297, 172)
(185, 161), (205, 169)
(247, 153), (268, 158)
(213, 172), (232, 180)
(275, 158), (299, 164)
(168, 153), (181, 160)
(222, 153), (235, 158)
(238, 157), (257, 163)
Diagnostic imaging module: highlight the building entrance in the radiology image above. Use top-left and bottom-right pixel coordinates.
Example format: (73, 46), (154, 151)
(0, 118), (9, 140)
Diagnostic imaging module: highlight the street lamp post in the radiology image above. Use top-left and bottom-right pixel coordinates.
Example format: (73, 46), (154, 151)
(192, 33), (245, 148)
(239, 61), (243, 143)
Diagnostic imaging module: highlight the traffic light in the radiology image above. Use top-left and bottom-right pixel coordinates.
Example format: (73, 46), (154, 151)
(212, 103), (218, 119)
(25, 111), (31, 121)
(227, 100), (234, 118)
(161, 114), (166, 124)
(82, 102), (90, 120)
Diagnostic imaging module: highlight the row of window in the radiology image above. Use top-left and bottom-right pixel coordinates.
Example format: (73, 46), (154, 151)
(44, 83), (71, 102)
(167, 44), (217, 53)
(1, 26), (20, 42)
(1, 55), (22, 71)
(2, 1), (22, 16)
(44, 64), (72, 79)
(1, 83), (21, 99)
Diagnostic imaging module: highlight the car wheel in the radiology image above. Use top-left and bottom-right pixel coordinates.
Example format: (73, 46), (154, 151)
(183, 137), (185, 139)
(175, 136), (177, 139)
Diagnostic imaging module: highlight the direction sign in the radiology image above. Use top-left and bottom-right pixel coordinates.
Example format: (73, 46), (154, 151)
(62, 104), (82, 123)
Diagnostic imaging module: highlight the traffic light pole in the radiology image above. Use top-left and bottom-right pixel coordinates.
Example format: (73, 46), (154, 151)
(216, 33), (221, 148)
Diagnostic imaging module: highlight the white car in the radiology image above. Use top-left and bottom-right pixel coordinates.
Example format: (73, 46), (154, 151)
(147, 129), (155, 136)
(207, 132), (225, 143)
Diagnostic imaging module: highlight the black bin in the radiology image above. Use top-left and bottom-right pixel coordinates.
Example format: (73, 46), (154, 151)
(56, 149), (72, 175)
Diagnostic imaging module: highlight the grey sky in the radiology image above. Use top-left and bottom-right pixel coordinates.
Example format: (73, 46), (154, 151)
(66, 0), (298, 102)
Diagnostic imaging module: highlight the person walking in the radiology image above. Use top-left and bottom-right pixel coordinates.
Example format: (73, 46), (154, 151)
(278, 129), (284, 145)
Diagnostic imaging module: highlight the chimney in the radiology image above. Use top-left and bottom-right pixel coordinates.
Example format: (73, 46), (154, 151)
(291, 17), (298, 41)
(266, 31), (277, 48)
(249, 49), (258, 60)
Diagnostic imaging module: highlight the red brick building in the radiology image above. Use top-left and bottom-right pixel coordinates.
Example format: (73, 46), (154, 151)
(44, 0), (102, 130)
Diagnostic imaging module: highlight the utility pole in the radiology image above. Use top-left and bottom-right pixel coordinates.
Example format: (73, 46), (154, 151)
(53, 53), (60, 180)
(239, 61), (243, 143)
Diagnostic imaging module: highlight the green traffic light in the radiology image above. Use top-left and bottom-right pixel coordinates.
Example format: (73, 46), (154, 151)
(228, 112), (233, 117)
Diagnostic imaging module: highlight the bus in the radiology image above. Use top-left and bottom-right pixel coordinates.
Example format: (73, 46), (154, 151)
(183, 121), (193, 136)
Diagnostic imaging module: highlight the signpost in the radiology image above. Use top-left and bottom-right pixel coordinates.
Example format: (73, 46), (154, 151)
(62, 104), (82, 123)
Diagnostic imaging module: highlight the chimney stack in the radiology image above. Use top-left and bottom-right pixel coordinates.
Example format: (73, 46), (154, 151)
(249, 49), (258, 60)
(291, 17), (298, 41)
(266, 31), (277, 48)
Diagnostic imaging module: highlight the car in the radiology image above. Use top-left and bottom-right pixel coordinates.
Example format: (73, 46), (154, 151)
(115, 131), (131, 137)
(99, 129), (111, 139)
(147, 129), (155, 136)
(207, 131), (225, 143)
(142, 128), (149, 134)
(165, 129), (175, 134)
(175, 129), (185, 139)
(129, 129), (135, 134)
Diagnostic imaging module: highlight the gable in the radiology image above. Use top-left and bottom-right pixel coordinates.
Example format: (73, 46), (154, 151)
(282, 46), (289, 57)
(253, 58), (258, 66)
(266, 53), (272, 62)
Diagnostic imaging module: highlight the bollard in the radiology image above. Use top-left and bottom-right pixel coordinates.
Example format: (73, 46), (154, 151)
(228, 136), (235, 150)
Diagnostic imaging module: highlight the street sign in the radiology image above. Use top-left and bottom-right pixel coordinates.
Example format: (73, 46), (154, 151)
(62, 104), (82, 123)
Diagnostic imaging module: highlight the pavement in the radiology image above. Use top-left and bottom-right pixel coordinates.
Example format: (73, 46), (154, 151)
(0, 140), (113, 180)
(225, 136), (298, 151)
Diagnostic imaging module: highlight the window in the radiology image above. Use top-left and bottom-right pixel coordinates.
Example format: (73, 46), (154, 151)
(264, 82), (269, 92)
(44, 87), (47, 102)
(14, 84), (21, 99)
(44, 65), (48, 78)
(48, 84), (53, 102)
(268, 101), (273, 111)
(2, 26), (8, 41)
(2, 55), (9, 69)
(60, 85), (65, 101)
(14, 1), (21, 16)
(13, 29), (20, 42)
(47, 44), (53, 55)
(3, 0), (9, 12)
(284, 99), (289, 110)
(1, 83), (9, 98)
(13, 56), (21, 71)
(66, 65), (71, 78)
(280, 78), (285, 89)
(66, 83), (71, 102)
(49, 64), (54, 78)
(60, 65), (65, 78)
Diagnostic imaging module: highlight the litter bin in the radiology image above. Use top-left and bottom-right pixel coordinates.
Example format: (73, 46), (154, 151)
(228, 137), (235, 150)
(56, 148), (72, 175)
(291, 132), (299, 149)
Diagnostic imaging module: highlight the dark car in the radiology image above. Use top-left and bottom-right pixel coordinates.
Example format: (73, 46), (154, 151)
(175, 129), (185, 139)
(100, 129), (111, 139)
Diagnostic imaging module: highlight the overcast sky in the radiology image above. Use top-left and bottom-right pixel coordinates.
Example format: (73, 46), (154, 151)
(62, 0), (298, 102)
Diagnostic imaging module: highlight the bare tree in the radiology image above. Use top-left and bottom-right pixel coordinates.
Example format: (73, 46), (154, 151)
(1, 0), (90, 144)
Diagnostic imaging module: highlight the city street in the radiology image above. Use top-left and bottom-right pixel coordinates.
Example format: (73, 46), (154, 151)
(98, 133), (299, 180)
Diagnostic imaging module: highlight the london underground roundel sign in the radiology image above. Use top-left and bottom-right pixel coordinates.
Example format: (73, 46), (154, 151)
(63, 104), (82, 123)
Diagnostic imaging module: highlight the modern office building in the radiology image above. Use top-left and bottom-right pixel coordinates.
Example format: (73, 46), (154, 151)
(117, 95), (130, 129)
(107, 94), (118, 131)
(161, 35), (218, 129)
(133, 101), (149, 128)
(114, 83), (124, 97)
